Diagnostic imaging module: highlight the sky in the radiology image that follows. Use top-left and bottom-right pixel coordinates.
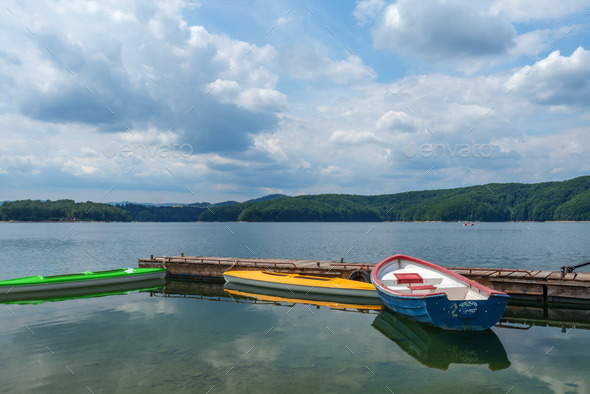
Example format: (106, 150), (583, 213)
(1, 0), (589, 204)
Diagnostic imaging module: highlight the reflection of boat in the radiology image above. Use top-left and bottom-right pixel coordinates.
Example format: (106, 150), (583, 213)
(223, 270), (379, 298)
(0, 278), (165, 304)
(371, 254), (508, 330)
(0, 268), (166, 296)
(372, 308), (511, 371)
(224, 282), (382, 310)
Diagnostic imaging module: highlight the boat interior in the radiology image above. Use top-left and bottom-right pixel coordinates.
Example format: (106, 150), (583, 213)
(378, 263), (488, 301)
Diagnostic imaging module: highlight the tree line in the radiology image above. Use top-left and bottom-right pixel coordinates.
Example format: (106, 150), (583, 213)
(199, 176), (590, 222)
(2, 176), (590, 222)
(0, 199), (131, 222)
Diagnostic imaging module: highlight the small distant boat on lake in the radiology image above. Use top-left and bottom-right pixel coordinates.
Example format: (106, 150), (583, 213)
(463, 221), (474, 226)
(223, 270), (380, 298)
(0, 267), (167, 297)
(371, 254), (508, 330)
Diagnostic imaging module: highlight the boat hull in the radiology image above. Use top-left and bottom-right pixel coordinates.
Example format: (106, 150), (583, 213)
(223, 271), (380, 298)
(0, 268), (166, 294)
(375, 288), (508, 331)
(371, 254), (508, 331)
(0, 277), (165, 303)
(224, 282), (383, 307)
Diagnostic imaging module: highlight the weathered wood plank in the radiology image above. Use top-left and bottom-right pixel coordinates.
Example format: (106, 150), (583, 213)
(574, 272), (590, 282)
(547, 284), (590, 300)
(506, 271), (532, 279)
(533, 270), (553, 279)
(467, 270), (497, 277)
(528, 270), (541, 277)
(489, 279), (544, 296)
(548, 272), (564, 281)
(562, 272), (577, 281)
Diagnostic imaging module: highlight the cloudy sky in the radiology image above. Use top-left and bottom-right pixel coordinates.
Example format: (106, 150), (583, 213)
(1, 0), (589, 204)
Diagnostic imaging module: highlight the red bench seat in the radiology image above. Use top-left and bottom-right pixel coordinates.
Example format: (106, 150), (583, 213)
(408, 284), (436, 291)
(394, 273), (423, 284)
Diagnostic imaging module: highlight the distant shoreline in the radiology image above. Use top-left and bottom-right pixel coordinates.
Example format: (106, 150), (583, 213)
(2, 220), (590, 224)
(2, 177), (590, 222)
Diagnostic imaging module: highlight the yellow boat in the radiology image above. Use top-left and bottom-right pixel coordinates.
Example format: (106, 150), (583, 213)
(223, 270), (379, 298)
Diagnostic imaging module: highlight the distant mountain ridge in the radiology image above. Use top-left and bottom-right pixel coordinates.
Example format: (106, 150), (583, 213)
(198, 176), (590, 222)
(1, 179), (590, 222)
(107, 194), (287, 208)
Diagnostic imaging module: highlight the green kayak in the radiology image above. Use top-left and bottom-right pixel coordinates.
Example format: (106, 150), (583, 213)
(0, 267), (167, 295)
(0, 277), (165, 304)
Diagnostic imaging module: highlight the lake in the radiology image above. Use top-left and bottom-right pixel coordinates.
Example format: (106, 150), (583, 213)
(1, 222), (589, 393)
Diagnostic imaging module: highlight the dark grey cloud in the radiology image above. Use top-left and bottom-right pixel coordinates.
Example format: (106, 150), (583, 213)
(16, 31), (161, 128)
(374, 0), (516, 61)
(180, 101), (279, 153)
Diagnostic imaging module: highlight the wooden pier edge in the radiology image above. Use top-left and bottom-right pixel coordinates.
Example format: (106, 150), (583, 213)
(138, 255), (590, 305)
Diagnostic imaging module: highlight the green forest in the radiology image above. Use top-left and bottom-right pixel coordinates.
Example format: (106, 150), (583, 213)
(0, 200), (131, 222)
(2, 176), (590, 222)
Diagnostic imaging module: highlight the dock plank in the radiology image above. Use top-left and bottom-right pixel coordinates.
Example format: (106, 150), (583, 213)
(548, 284), (590, 300)
(507, 271), (532, 279)
(467, 270), (497, 277)
(548, 272), (564, 281)
(574, 273), (590, 282)
(562, 272), (577, 281)
(533, 271), (553, 280)
(528, 270), (541, 277)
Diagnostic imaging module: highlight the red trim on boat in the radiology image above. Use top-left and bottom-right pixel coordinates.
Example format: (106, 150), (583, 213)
(370, 254), (508, 297)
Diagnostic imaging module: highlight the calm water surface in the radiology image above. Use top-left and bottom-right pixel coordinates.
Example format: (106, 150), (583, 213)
(1, 222), (589, 393)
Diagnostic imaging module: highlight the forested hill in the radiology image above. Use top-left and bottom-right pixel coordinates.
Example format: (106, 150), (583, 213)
(199, 176), (590, 222)
(2, 177), (590, 222)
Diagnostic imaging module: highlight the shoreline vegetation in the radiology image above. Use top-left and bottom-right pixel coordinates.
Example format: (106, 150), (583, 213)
(2, 176), (590, 223)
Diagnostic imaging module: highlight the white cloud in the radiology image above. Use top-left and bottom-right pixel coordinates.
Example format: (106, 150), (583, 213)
(353, 0), (386, 25)
(281, 45), (374, 84)
(489, 0), (590, 22)
(237, 88), (287, 112)
(511, 27), (573, 57)
(207, 80), (287, 112)
(508, 47), (590, 107)
(375, 110), (419, 133)
(253, 135), (288, 161)
(329, 130), (381, 144)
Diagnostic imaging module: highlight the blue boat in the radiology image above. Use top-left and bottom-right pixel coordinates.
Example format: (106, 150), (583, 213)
(371, 254), (508, 331)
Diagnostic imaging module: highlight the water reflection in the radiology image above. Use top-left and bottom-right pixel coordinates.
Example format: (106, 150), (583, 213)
(501, 301), (590, 331)
(372, 308), (511, 371)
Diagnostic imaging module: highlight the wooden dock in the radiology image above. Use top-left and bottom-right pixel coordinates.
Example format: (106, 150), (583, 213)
(138, 255), (590, 305)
